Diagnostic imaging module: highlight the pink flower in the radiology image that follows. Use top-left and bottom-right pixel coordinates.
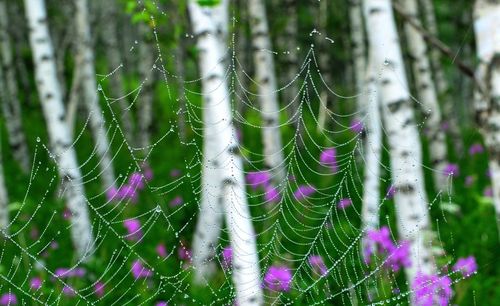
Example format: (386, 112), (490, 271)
(484, 186), (493, 198)
(308, 255), (328, 276)
(178, 246), (192, 262)
(123, 219), (143, 241)
(30, 277), (42, 290)
(94, 282), (105, 297)
(364, 226), (411, 272)
(386, 185), (396, 199)
(264, 186), (281, 203)
(156, 243), (167, 258)
(222, 246), (232, 270)
(62, 208), (72, 220)
(350, 119), (363, 134)
(465, 175), (475, 187)
(337, 198), (352, 209)
(141, 163), (153, 181)
(443, 163), (459, 177)
(169, 196), (183, 207)
(62, 285), (76, 297)
(319, 148), (338, 172)
(246, 171), (271, 190)
(131, 260), (153, 279)
(293, 185), (316, 201)
(412, 273), (452, 306)
(156, 302), (168, 306)
(0, 293), (17, 305)
(106, 187), (119, 202)
(453, 256), (477, 277)
(468, 143), (484, 155)
(128, 172), (145, 190)
(264, 266), (292, 292)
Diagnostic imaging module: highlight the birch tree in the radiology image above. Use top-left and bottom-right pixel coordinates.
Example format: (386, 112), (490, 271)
(282, 0), (300, 122)
(360, 62), (383, 254)
(74, 0), (116, 190)
(0, 0), (31, 174)
(24, 0), (94, 260)
(473, 0), (500, 236)
(316, 0), (332, 132)
(101, 0), (135, 145)
(363, 0), (437, 291)
(401, 0), (448, 190)
(0, 70), (9, 234)
(349, 0), (367, 115)
(247, 0), (287, 184)
(189, 1), (263, 304)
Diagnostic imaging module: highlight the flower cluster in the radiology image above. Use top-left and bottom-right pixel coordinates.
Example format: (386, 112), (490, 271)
(0, 293), (17, 305)
(123, 218), (143, 241)
(350, 119), (364, 134)
(221, 246), (232, 270)
(468, 143), (484, 155)
(412, 273), (452, 306)
(364, 226), (411, 272)
(293, 185), (316, 201)
(131, 260), (153, 279)
(319, 148), (338, 173)
(443, 163), (459, 177)
(107, 164), (153, 203)
(337, 198), (352, 209)
(246, 171), (281, 204)
(308, 255), (328, 276)
(452, 256), (477, 277)
(264, 266), (292, 292)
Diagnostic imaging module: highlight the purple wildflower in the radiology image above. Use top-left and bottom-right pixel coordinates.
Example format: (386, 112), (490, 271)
(131, 260), (153, 279)
(468, 143), (484, 155)
(222, 246), (232, 270)
(156, 243), (167, 258)
(453, 256), (477, 277)
(350, 119), (363, 134)
(54, 267), (86, 278)
(128, 172), (145, 190)
(170, 169), (181, 178)
(169, 196), (183, 207)
(364, 226), (411, 272)
(62, 285), (76, 297)
(386, 185), (396, 199)
(0, 293), (17, 305)
(264, 266), (292, 292)
(106, 187), (119, 202)
(484, 186), (493, 198)
(62, 208), (71, 220)
(337, 198), (352, 209)
(156, 302), (168, 306)
(246, 171), (271, 190)
(443, 163), (459, 177)
(30, 277), (42, 290)
(264, 185), (281, 203)
(465, 175), (475, 187)
(94, 282), (105, 297)
(412, 273), (452, 306)
(178, 246), (192, 262)
(308, 255), (328, 276)
(319, 148), (338, 172)
(123, 219), (143, 241)
(293, 185), (316, 201)
(141, 163), (153, 181)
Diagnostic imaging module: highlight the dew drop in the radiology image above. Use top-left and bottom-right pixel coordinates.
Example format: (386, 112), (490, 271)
(36, 137), (41, 142)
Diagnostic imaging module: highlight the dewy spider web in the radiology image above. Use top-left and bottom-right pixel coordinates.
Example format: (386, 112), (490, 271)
(0, 1), (477, 305)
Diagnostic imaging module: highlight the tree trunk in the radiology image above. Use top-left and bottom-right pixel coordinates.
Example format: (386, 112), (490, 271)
(247, 0), (287, 184)
(363, 0), (437, 292)
(360, 62), (382, 254)
(282, 0), (300, 123)
(189, 2), (263, 304)
(0, 0), (31, 174)
(401, 0), (448, 190)
(101, 0), (135, 145)
(74, 0), (116, 190)
(349, 0), (367, 115)
(473, 0), (500, 237)
(24, 0), (94, 260)
(316, 0), (333, 132)
(0, 70), (10, 234)
(137, 22), (155, 152)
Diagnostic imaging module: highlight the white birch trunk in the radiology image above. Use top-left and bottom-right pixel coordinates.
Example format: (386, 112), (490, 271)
(473, 0), (500, 237)
(137, 22), (155, 151)
(189, 2), (263, 304)
(0, 0), (31, 174)
(282, 0), (300, 122)
(247, 0), (287, 184)
(24, 0), (94, 260)
(401, 0), (448, 190)
(360, 63), (382, 253)
(349, 0), (367, 114)
(101, 0), (135, 145)
(0, 72), (9, 234)
(74, 0), (116, 190)
(363, 0), (437, 290)
(316, 0), (332, 133)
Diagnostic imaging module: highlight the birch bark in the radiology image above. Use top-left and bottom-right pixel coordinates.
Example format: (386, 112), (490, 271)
(247, 0), (287, 184)
(401, 0), (448, 190)
(473, 0), (500, 237)
(189, 2), (263, 304)
(74, 0), (116, 190)
(363, 0), (437, 291)
(24, 0), (94, 260)
(0, 0), (31, 174)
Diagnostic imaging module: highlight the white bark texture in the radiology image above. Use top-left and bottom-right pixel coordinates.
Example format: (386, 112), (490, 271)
(316, 0), (332, 132)
(189, 2), (263, 305)
(247, 0), (287, 184)
(363, 0), (437, 289)
(24, 0), (94, 260)
(360, 63), (382, 253)
(74, 0), (116, 190)
(0, 0), (31, 174)
(101, 0), (135, 145)
(473, 0), (500, 236)
(137, 22), (154, 151)
(401, 0), (448, 190)
(349, 0), (367, 114)
(0, 75), (9, 233)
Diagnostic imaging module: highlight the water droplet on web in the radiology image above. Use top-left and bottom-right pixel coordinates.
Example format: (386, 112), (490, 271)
(134, 40), (138, 44)
(36, 137), (41, 142)
(155, 205), (162, 213)
(384, 59), (389, 66)
(153, 64), (157, 69)
(97, 84), (102, 91)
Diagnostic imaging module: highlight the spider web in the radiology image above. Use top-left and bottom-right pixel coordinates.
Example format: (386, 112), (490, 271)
(0, 1), (482, 305)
